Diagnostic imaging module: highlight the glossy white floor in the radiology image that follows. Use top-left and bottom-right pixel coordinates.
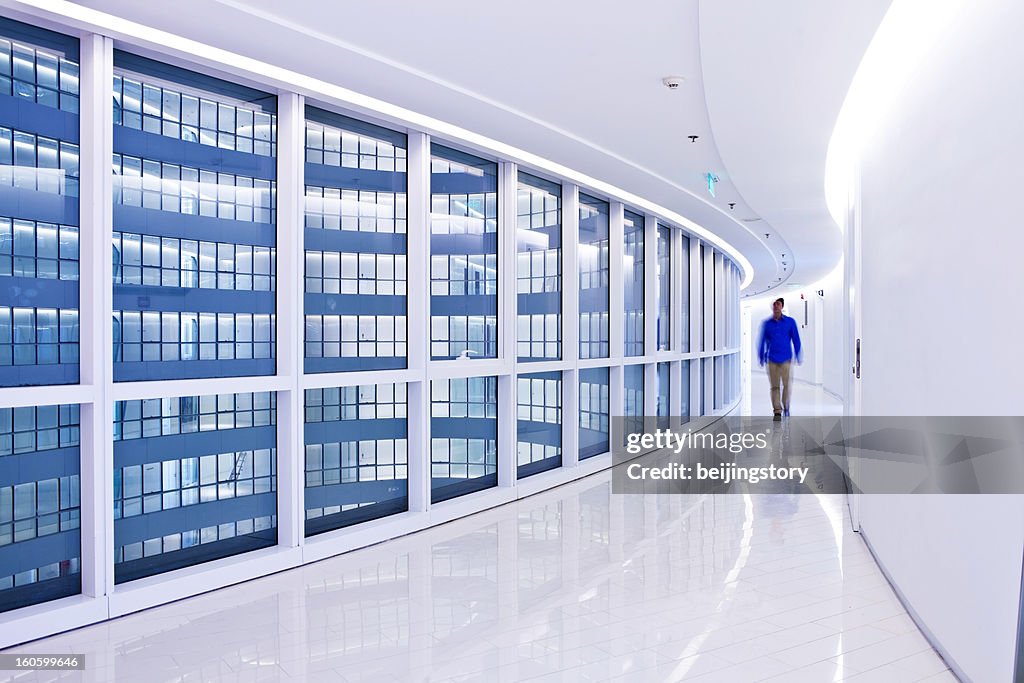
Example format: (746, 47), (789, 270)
(1, 378), (956, 682)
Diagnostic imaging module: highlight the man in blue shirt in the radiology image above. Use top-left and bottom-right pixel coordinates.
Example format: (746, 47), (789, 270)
(758, 297), (802, 420)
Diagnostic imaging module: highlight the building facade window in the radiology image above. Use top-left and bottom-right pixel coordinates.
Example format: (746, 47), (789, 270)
(431, 376), (497, 502)
(681, 235), (690, 353)
(304, 108), (407, 372)
(623, 363), (644, 444)
(304, 384), (408, 535)
(0, 403), (80, 613)
(578, 194), (609, 359)
(657, 362), (670, 427)
(657, 224), (671, 351)
(578, 367), (609, 459)
(679, 359), (690, 423)
(430, 146), (498, 361)
(623, 210), (644, 357)
(113, 392), (277, 583)
(516, 173), (561, 362)
(0, 18), (79, 387)
(111, 51), (277, 381)
(516, 371), (561, 478)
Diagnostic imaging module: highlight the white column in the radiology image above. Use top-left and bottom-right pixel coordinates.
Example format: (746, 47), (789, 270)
(670, 227), (685, 424)
(406, 132), (431, 510)
(643, 214), (658, 420)
(78, 33), (114, 598)
(561, 184), (579, 467)
(671, 228), (684, 354)
(608, 202), (624, 448)
(643, 214), (657, 358)
(562, 184), (579, 366)
(275, 92), (304, 548)
(609, 202), (624, 361)
(689, 239), (702, 414)
(497, 162), (517, 487)
(703, 246), (715, 412)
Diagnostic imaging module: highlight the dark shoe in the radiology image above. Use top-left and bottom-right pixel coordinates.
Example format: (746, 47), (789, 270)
(773, 413), (782, 421)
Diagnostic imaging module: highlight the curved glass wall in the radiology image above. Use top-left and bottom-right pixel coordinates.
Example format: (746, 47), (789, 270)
(430, 146), (497, 361)
(0, 12), (747, 632)
(304, 108), (407, 372)
(0, 18), (79, 387)
(111, 52), (277, 381)
(516, 173), (561, 363)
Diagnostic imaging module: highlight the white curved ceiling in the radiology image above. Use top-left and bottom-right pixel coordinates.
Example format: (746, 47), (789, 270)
(53, 0), (888, 294)
(699, 0), (891, 294)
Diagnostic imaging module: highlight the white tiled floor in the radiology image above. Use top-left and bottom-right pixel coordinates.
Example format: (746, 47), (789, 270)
(1, 380), (956, 682)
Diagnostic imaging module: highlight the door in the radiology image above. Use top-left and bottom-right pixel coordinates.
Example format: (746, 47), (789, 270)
(844, 172), (862, 530)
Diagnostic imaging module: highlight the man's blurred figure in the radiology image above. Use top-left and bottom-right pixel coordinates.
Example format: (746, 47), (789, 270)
(758, 297), (802, 420)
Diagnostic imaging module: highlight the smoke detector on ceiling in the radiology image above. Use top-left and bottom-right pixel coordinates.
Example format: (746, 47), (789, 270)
(662, 76), (685, 89)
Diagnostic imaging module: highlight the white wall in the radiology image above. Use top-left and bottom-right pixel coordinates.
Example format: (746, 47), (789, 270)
(848, 1), (1024, 680)
(819, 265), (845, 399)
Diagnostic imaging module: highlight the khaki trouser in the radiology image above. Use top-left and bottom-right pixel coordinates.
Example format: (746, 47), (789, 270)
(768, 361), (792, 414)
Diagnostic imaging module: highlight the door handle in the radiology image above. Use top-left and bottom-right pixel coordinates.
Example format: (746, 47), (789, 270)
(855, 338), (861, 379)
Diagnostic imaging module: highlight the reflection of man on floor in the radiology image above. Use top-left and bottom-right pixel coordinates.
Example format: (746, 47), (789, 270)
(758, 297), (802, 420)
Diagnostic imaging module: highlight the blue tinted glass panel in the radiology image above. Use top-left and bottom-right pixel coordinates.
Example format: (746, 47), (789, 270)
(112, 52), (276, 382)
(431, 376), (497, 502)
(0, 403), (80, 613)
(699, 244), (705, 352)
(517, 172), (560, 362)
(517, 371), (561, 478)
(700, 357), (707, 416)
(623, 210), (644, 357)
(679, 359), (690, 422)
(304, 106), (407, 373)
(0, 19), (79, 387)
(657, 224), (670, 351)
(657, 362), (670, 428)
(623, 364), (644, 445)
(681, 235), (689, 352)
(578, 195), (608, 359)
(578, 367), (609, 459)
(430, 146), (497, 360)
(112, 392), (276, 583)
(304, 383), (408, 535)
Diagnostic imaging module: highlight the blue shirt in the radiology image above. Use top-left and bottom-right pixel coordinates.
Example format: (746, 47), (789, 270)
(759, 314), (802, 364)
